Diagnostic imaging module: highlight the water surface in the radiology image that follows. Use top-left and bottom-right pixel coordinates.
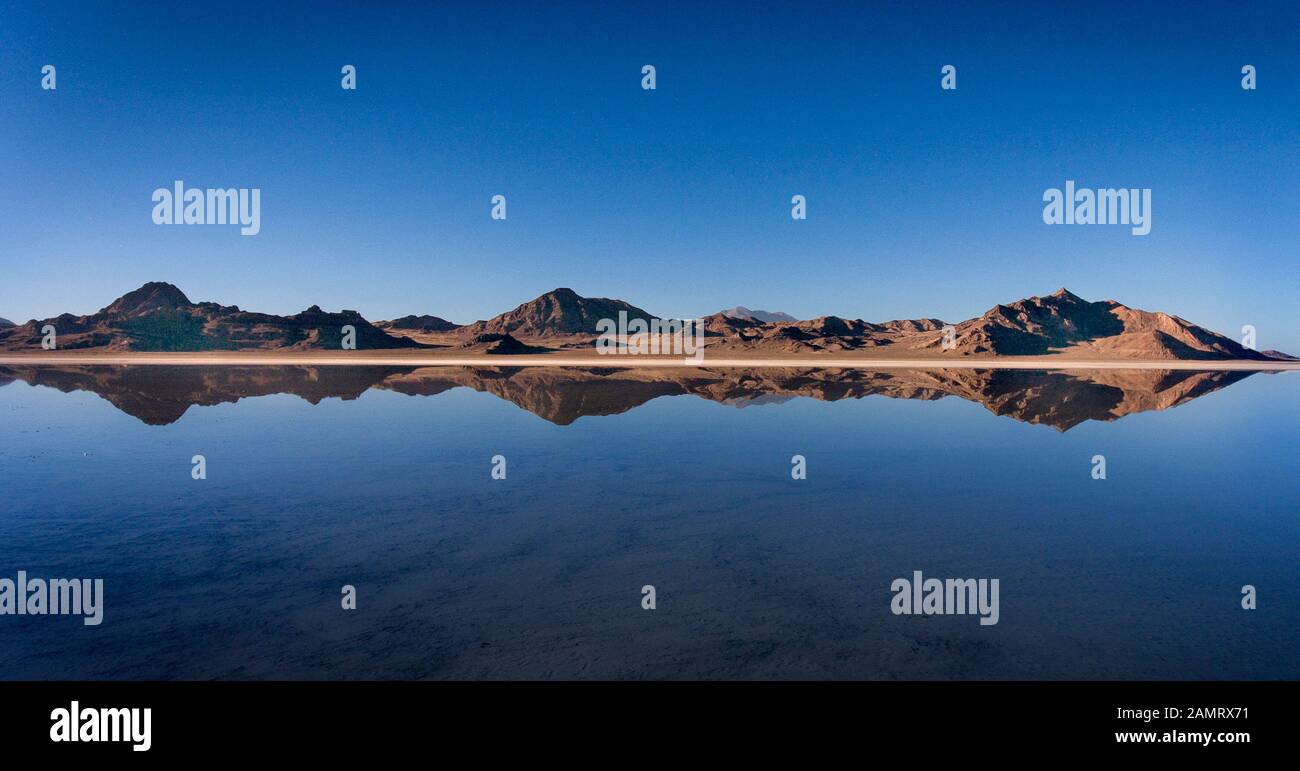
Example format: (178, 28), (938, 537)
(0, 365), (1296, 679)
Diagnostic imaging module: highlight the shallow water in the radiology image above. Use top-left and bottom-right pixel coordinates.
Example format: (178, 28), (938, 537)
(0, 365), (1296, 679)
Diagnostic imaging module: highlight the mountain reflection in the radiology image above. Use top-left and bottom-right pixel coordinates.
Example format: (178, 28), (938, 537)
(0, 364), (1259, 431)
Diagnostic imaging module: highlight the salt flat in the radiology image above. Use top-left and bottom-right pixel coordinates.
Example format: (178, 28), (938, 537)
(2, 352), (1297, 371)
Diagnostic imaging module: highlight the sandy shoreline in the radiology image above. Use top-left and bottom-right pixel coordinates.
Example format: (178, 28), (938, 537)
(1, 352), (1296, 371)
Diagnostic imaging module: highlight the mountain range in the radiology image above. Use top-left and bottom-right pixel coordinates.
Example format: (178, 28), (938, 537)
(0, 281), (1288, 360)
(0, 282), (417, 351)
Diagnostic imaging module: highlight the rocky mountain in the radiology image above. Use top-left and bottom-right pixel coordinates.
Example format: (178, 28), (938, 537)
(461, 288), (656, 338)
(0, 317), (14, 327)
(911, 288), (1271, 359)
(719, 306), (798, 323)
(0, 282), (422, 351)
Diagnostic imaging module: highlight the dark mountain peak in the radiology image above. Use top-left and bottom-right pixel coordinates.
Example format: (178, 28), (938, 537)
(102, 282), (193, 316)
(461, 332), (550, 355)
(0, 317), (14, 327)
(379, 314), (461, 333)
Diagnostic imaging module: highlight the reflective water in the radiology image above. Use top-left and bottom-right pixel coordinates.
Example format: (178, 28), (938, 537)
(0, 365), (1296, 679)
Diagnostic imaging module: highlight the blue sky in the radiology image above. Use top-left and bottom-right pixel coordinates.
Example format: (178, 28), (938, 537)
(2, 2), (1298, 350)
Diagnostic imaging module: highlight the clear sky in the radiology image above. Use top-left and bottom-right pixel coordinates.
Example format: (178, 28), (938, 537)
(2, 2), (1298, 350)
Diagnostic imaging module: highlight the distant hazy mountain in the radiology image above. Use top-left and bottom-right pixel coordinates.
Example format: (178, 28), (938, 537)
(461, 287), (655, 337)
(719, 306), (798, 323)
(0, 282), (422, 351)
(0, 317), (14, 327)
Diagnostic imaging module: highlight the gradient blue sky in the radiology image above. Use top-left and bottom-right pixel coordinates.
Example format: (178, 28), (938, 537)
(2, 2), (1298, 349)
